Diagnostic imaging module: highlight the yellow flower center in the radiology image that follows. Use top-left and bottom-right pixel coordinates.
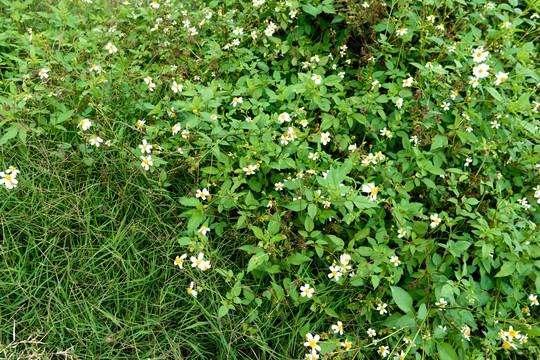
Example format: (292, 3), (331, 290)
(371, 187), (378, 195)
(502, 341), (510, 349)
(174, 258), (180, 264)
(479, 69), (483, 73)
(5, 175), (11, 180)
(509, 329), (517, 337)
(305, 289), (310, 294)
(345, 342), (351, 349)
(500, 77), (506, 82)
(196, 260), (201, 265)
(338, 325), (343, 330)
(309, 340), (317, 348)
(465, 329), (470, 336)
(233, 97), (238, 101)
(332, 271), (337, 276)
(187, 288), (192, 294)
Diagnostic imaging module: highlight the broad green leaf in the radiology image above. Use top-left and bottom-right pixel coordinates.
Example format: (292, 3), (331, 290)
(437, 343), (459, 360)
(391, 286), (414, 314)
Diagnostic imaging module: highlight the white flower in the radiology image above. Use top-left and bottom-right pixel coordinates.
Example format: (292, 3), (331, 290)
(171, 123), (181, 136)
(472, 47), (489, 62)
(328, 266), (343, 281)
(0, 170), (18, 189)
(187, 282), (198, 297)
(243, 164), (257, 176)
(494, 72), (509, 85)
(376, 303), (387, 314)
(396, 28), (408, 36)
(331, 321), (344, 335)
(274, 182), (284, 191)
(341, 339), (352, 351)
(39, 68), (50, 79)
(397, 228), (406, 238)
(320, 132), (331, 145)
(308, 152), (319, 160)
(430, 214), (441, 228)
(191, 253), (205, 268)
(139, 139), (152, 154)
(198, 260), (211, 271)
(300, 284), (315, 298)
(348, 143), (357, 152)
(174, 254), (187, 269)
(231, 96), (243, 107)
(78, 119), (91, 131)
(395, 98), (403, 109)
(278, 112), (291, 123)
(89, 136), (103, 147)
(367, 328), (377, 337)
(461, 325), (471, 341)
(530, 294), (539, 306)
(140, 155), (153, 170)
(362, 183), (379, 201)
(378, 346), (390, 357)
(435, 298), (448, 308)
(389, 256), (401, 267)
(311, 74), (322, 84)
(441, 101), (450, 111)
(465, 157), (472, 167)
(304, 333), (321, 351)
(198, 225), (211, 236)
(402, 77), (413, 87)
(196, 188), (210, 200)
(491, 120), (500, 129)
(473, 63), (490, 79)
(410, 135), (418, 146)
(380, 127), (392, 138)
(171, 81), (183, 93)
(338, 71), (345, 78)
(105, 42), (117, 54)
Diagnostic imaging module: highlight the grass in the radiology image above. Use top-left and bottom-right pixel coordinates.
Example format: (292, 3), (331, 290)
(0, 136), (323, 359)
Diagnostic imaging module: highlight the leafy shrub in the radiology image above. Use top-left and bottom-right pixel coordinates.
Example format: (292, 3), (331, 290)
(1, 0), (539, 358)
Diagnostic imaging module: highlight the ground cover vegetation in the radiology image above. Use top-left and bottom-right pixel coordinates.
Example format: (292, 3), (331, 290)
(0, 0), (539, 358)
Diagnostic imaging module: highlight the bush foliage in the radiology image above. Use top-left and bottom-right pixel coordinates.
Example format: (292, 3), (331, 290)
(1, 0), (539, 359)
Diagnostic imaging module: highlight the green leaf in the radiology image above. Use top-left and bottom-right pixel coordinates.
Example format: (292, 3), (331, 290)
(286, 253), (312, 265)
(417, 304), (428, 320)
(179, 197), (200, 207)
(217, 305), (228, 319)
(305, 216), (314, 232)
(0, 126), (18, 145)
(324, 307), (339, 318)
(302, 4), (322, 16)
(485, 87), (503, 102)
(247, 253), (269, 272)
(437, 343), (459, 360)
(390, 286), (414, 314)
(494, 262), (516, 277)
